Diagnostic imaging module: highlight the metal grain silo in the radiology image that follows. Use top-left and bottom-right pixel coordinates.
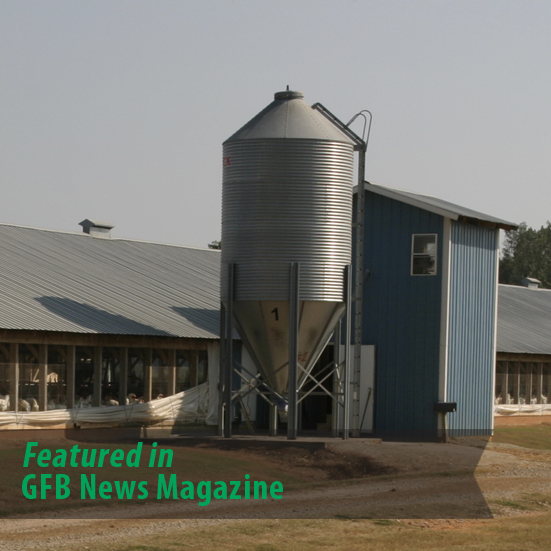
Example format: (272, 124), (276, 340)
(221, 90), (354, 420)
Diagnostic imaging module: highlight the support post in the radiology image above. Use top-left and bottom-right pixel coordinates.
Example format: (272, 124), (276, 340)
(118, 348), (128, 405)
(224, 263), (235, 438)
(167, 349), (176, 396)
(9, 343), (19, 412)
(288, 262), (300, 440)
(352, 148), (366, 437)
(218, 302), (226, 437)
(144, 348), (153, 402)
(343, 265), (352, 440)
(66, 345), (75, 410)
(93, 347), (102, 407)
(191, 350), (198, 388)
(332, 321), (342, 437)
(38, 345), (48, 411)
(269, 403), (278, 436)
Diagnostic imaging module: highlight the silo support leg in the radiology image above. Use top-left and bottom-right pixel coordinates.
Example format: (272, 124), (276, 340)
(223, 264), (235, 439)
(287, 262), (300, 441)
(218, 302), (226, 437)
(343, 265), (352, 440)
(332, 322), (342, 438)
(269, 403), (278, 436)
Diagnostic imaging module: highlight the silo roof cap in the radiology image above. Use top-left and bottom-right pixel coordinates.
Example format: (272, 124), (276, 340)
(274, 90), (304, 100)
(224, 90), (354, 144)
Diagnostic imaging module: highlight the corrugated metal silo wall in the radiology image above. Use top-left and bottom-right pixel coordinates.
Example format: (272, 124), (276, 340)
(361, 192), (443, 439)
(447, 222), (498, 437)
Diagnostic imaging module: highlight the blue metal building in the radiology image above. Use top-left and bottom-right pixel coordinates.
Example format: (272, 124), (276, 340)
(360, 182), (517, 439)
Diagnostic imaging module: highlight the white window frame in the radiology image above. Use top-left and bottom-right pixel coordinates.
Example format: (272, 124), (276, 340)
(411, 233), (438, 276)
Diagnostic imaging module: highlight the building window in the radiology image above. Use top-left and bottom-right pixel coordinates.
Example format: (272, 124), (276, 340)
(411, 234), (437, 275)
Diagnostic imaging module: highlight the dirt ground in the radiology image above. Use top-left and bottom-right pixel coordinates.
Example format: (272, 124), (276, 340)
(0, 436), (550, 550)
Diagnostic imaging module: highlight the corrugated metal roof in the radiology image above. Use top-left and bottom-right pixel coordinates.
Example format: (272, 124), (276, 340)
(0, 223), (221, 339)
(497, 284), (551, 354)
(362, 182), (518, 231)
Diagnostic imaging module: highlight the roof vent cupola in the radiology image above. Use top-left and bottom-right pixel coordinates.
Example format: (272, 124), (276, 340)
(79, 219), (114, 239)
(521, 277), (541, 290)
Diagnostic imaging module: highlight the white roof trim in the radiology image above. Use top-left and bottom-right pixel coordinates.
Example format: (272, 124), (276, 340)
(355, 182), (518, 230)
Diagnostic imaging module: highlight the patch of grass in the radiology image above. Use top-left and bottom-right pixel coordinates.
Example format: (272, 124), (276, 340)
(524, 492), (551, 506)
(371, 519), (399, 526)
(492, 499), (532, 511)
(491, 493), (551, 513)
(88, 513), (551, 551)
(493, 425), (551, 450)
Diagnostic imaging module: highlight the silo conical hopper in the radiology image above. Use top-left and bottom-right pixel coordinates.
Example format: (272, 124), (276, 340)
(221, 90), (354, 397)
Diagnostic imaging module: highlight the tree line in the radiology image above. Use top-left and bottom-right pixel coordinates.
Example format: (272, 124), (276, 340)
(500, 222), (551, 289)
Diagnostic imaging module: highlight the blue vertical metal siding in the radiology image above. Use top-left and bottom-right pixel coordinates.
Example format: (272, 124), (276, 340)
(362, 192), (443, 439)
(447, 222), (498, 436)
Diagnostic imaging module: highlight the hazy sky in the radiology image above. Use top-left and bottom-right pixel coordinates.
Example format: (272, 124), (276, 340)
(1, 1), (550, 248)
